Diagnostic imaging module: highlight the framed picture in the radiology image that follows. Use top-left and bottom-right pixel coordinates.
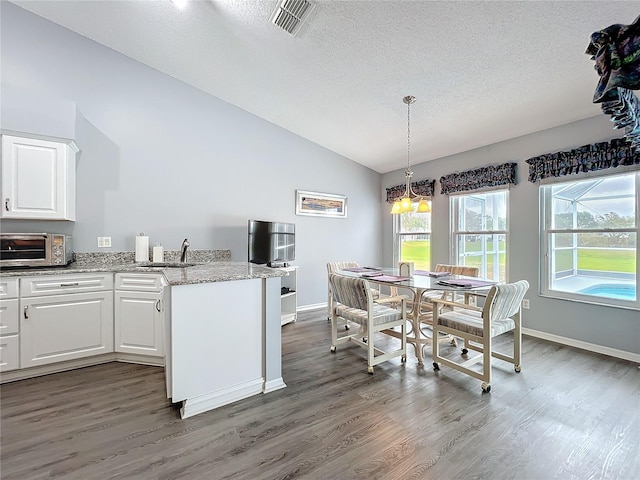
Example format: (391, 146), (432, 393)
(295, 190), (347, 218)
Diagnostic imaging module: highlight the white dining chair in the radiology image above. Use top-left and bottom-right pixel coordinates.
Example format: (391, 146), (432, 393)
(329, 273), (407, 374)
(432, 280), (529, 392)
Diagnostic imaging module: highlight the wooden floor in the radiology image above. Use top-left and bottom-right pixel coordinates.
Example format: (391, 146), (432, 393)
(1, 308), (639, 480)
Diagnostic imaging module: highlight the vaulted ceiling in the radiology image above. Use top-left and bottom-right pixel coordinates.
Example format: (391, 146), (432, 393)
(11, 1), (639, 173)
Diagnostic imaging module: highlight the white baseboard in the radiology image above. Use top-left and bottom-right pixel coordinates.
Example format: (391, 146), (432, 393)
(0, 353), (164, 384)
(263, 377), (287, 393)
(179, 378), (264, 419)
(298, 303), (325, 312)
(522, 327), (640, 363)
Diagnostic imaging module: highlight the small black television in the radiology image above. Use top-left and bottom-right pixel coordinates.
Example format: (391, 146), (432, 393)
(248, 220), (295, 267)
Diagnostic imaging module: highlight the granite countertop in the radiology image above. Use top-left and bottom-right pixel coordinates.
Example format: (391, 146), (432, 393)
(0, 250), (286, 286)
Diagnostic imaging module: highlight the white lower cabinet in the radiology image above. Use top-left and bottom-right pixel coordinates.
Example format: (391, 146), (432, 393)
(114, 273), (166, 358)
(20, 274), (114, 368)
(0, 300), (20, 372)
(0, 278), (20, 372)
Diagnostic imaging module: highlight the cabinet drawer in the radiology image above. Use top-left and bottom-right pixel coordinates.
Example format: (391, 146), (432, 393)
(21, 273), (113, 297)
(0, 278), (19, 299)
(115, 273), (166, 292)
(0, 299), (19, 335)
(0, 334), (19, 372)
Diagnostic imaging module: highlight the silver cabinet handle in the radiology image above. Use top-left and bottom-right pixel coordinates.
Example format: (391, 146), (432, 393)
(4, 198), (9, 211)
(155, 299), (161, 312)
(60, 282), (80, 287)
(23, 305), (29, 319)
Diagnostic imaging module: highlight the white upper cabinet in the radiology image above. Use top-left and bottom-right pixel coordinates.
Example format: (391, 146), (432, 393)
(1, 133), (78, 221)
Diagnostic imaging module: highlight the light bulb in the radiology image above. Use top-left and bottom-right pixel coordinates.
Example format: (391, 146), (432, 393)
(400, 197), (412, 212)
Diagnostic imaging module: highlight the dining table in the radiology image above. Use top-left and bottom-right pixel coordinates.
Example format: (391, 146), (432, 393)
(337, 267), (498, 365)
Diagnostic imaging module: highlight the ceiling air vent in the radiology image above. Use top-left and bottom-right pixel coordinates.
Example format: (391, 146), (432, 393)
(271, 0), (316, 37)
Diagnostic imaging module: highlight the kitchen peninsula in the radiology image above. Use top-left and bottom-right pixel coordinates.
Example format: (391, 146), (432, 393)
(0, 251), (287, 419)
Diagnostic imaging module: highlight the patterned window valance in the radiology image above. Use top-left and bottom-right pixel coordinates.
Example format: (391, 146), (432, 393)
(586, 15), (640, 152)
(525, 138), (639, 183)
(385, 179), (435, 203)
(439, 162), (517, 195)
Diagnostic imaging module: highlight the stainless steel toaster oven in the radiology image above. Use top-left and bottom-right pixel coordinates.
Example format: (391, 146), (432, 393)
(0, 233), (73, 268)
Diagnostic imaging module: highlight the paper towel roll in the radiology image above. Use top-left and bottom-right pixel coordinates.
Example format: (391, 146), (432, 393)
(135, 234), (149, 262)
(152, 244), (164, 263)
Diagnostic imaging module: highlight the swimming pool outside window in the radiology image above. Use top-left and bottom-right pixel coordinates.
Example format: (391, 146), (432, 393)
(540, 171), (639, 309)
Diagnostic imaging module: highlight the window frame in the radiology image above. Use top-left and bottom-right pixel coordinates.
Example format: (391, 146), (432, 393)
(449, 187), (510, 282)
(539, 169), (639, 310)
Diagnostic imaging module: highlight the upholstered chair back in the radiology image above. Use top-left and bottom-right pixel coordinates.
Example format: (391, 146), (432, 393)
(482, 280), (530, 322)
(435, 264), (479, 277)
(327, 261), (359, 274)
(328, 273), (370, 311)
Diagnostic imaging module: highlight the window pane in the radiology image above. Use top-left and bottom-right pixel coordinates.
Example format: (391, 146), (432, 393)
(400, 210), (431, 233)
(396, 203), (431, 270)
(549, 233), (636, 300)
(551, 175), (636, 230)
(458, 191), (507, 231)
(455, 233), (506, 281)
(400, 234), (430, 270)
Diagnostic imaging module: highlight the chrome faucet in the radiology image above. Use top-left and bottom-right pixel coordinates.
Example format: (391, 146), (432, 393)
(180, 238), (190, 263)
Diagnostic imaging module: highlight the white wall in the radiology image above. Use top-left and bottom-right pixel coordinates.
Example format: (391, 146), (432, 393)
(0, 3), (382, 307)
(381, 115), (639, 357)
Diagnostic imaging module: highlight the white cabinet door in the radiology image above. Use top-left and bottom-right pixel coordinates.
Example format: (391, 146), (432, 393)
(20, 291), (114, 367)
(114, 290), (164, 357)
(0, 335), (19, 372)
(1, 134), (78, 220)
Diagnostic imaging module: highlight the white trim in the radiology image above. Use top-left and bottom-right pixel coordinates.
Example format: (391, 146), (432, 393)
(263, 377), (287, 393)
(298, 302), (325, 312)
(0, 352), (164, 384)
(179, 378), (264, 419)
(523, 327), (640, 363)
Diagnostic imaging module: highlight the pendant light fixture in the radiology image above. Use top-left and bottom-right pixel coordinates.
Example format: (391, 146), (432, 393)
(390, 95), (431, 214)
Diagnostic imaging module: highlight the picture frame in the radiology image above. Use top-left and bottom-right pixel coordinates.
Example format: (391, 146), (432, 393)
(295, 190), (347, 218)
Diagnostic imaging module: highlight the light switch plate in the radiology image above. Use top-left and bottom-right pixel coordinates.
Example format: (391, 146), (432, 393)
(522, 298), (530, 309)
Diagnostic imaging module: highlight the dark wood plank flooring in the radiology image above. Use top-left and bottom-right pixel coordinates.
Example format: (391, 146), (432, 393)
(1, 309), (638, 479)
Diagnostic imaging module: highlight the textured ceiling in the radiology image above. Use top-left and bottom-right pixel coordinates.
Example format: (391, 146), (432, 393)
(11, 0), (640, 173)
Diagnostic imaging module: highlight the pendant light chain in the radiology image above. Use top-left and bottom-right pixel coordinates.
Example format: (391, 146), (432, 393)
(404, 95), (415, 177)
(391, 95), (429, 214)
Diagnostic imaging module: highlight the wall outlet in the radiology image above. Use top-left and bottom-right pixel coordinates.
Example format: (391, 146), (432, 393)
(522, 298), (530, 309)
(97, 236), (111, 248)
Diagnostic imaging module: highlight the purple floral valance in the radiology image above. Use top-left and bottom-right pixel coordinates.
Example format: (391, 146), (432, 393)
(525, 138), (639, 183)
(385, 179), (435, 203)
(439, 162), (517, 195)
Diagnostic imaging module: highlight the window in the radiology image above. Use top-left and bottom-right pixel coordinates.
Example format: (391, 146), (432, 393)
(394, 203), (431, 270)
(541, 171), (638, 308)
(451, 190), (508, 281)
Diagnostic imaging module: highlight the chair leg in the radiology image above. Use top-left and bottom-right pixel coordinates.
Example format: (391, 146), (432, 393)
(330, 311), (338, 352)
(481, 336), (492, 393)
(513, 311), (522, 372)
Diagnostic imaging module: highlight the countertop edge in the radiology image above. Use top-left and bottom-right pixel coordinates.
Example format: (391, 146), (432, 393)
(0, 261), (287, 286)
